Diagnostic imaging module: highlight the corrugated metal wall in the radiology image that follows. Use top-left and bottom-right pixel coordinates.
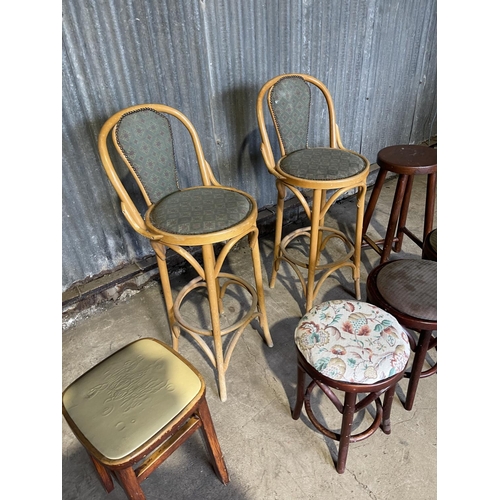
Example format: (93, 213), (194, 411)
(62, 0), (437, 293)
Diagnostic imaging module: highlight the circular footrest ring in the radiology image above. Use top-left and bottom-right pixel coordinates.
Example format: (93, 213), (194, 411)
(303, 380), (383, 443)
(280, 225), (355, 271)
(173, 272), (259, 337)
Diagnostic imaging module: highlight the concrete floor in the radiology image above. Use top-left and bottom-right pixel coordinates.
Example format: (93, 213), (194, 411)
(62, 173), (437, 500)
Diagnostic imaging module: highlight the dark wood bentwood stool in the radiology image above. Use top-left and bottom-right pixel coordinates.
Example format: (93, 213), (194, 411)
(367, 259), (437, 411)
(62, 338), (229, 499)
(362, 144), (437, 263)
(293, 300), (410, 473)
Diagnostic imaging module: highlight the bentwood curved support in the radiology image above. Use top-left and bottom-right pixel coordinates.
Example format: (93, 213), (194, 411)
(98, 104), (273, 402)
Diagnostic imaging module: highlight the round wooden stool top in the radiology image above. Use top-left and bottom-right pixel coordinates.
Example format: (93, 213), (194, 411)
(377, 145), (437, 176)
(367, 259), (437, 331)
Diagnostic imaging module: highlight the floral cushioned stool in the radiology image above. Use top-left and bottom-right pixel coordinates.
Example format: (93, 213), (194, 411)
(293, 300), (410, 473)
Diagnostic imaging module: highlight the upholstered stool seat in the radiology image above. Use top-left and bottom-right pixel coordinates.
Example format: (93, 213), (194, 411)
(293, 300), (410, 473)
(148, 187), (253, 235)
(422, 228), (437, 261)
(367, 259), (437, 411)
(62, 338), (229, 499)
(279, 148), (367, 181)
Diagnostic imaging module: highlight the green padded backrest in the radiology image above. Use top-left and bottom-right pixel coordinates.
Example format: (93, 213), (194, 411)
(269, 76), (311, 155)
(115, 108), (179, 204)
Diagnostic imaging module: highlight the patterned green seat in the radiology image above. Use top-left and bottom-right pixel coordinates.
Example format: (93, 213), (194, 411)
(149, 187), (253, 235)
(280, 147), (367, 181)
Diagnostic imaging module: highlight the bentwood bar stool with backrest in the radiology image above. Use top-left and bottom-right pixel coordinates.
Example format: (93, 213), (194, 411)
(362, 144), (437, 263)
(98, 104), (273, 402)
(257, 74), (370, 312)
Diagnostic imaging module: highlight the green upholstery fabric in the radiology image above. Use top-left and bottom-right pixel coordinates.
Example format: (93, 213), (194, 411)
(280, 147), (366, 180)
(149, 187), (253, 235)
(295, 300), (410, 383)
(115, 108), (178, 204)
(270, 76), (311, 154)
(376, 260), (437, 321)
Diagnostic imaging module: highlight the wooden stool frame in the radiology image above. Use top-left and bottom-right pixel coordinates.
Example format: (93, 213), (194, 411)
(62, 338), (229, 500)
(292, 348), (406, 473)
(257, 74), (370, 311)
(98, 104), (273, 402)
(362, 145), (437, 264)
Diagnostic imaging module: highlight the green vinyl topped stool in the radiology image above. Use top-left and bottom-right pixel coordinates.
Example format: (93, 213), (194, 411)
(62, 338), (229, 499)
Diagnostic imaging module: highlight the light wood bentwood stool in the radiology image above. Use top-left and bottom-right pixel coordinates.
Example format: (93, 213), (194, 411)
(98, 104), (273, 402)
(257, 74), (370, 312)
(362, 144), (437, 263)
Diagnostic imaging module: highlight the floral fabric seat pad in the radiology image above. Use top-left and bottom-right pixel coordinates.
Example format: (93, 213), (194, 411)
(295, 300), (410, 384)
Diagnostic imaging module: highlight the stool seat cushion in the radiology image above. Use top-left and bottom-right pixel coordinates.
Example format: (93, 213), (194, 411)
(62, 338), (202, 460)
(376, 259), (437, 321)
(279, 148), (366, 180)
(295, 300), (410, 383)
(149, 186), (253, 235)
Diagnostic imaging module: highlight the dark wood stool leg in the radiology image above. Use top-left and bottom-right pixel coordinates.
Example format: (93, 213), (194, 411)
(423, 172), (437, 242)
(197, 395), (230, 485)
(89, 454), (115, 493)
(362, 168), (388, 236)
(380, 174), (408, 263)
(405, 329), (433, 411)
(381, 385), (397, 434)
(337, 391), (356, 474)
(292, 363), (306, 420)
(394, 175), (414, 252)
(115, 467), (145, 500)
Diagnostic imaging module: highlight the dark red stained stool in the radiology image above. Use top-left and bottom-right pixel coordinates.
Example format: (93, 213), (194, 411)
(367, 259), (437, 411)
(362, 144), (437, 263)
(293, 300), (410, 473)
(422, 228), (437, 261)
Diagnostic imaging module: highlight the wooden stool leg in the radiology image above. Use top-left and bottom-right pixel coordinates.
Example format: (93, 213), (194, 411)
(115, 467), (145, 500)
(423, 172), (437, 241)
(151, 242), (179, 350)
(292, 363), (306, 419)
(394, 175), (414, 252)
(197, 395), (230, 485)
(362, 168), (388, 235)
(380, 174), (408, 263)
(202, 244), (227, 402)
(353, 184), (366, 300)
(270, 180), (286, 288)
(306, 189), (322, 311)
(405, 329), (433, 411)
(337, 391), (356, 474)
(249, 230), (273, 347)
(89, 454), (114, 493)
(381, 385), (397, 434)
